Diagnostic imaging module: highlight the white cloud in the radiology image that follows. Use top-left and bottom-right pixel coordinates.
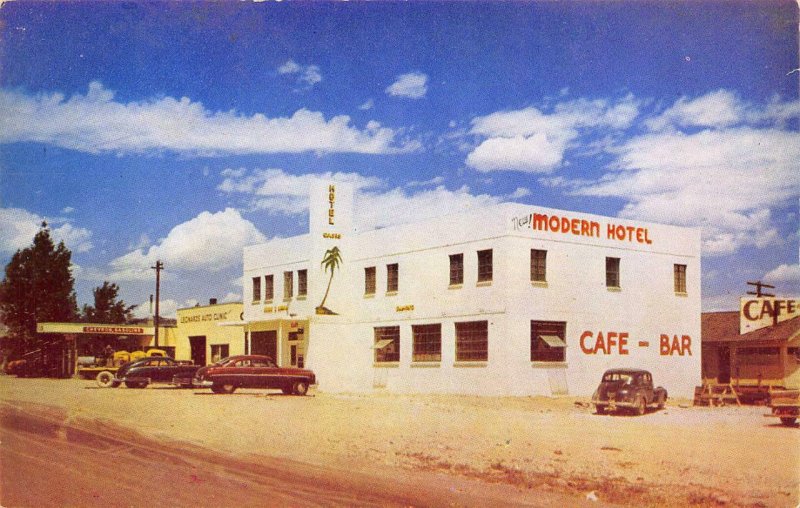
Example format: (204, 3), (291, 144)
(355, 185), (502, 231)
(467, 134), (566, 173)
(702, 293), (740, 312)
(764, 264), (800, 285)
(359, 99), (374, 111)
(465, 96), (640, 173)
(507, 187), (531, 199)
(572, 127), (798, 255)
(406, 176), (445, 188)
(62, 206), (75, 214)
(217, 168), (503, 231)
(0, 207), (93, 255)
(107, 208), (266, 281)
(645, 89), (745, 131)
(221, 292), (241, 303)
(131, 298), (190, 320)
(0, 82), (415, 155)
(385, 72), (428, 99)
(218, 168), (381, 215)
(278, 59), (322, 88)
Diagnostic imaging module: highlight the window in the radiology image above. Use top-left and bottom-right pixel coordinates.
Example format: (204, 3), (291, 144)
(606, 257), (620, 288)
(477, 249), (493, 283)
(252, 276), (261, 302)
(264, 274), (274, 301)
(283, 271), (293, 299)
(531, 249), (547, 282)
(412, 324), (442, 362)
(674, 264), (687, 293)
(298, 269), (307, 297)
(449, 253), (464, 285)
(365, 266), (376, 295)
(374, 326), (400, 363)
(455, 321), (488, 361)
(531, 320), (566, 362)
(387, 263), (399, 293)
(210, 344), (229, 364)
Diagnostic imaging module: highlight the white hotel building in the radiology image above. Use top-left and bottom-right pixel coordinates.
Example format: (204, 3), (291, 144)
(242, 182), (701, 398)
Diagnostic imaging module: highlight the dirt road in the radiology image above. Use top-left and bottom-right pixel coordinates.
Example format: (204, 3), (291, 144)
(1, 376), (798, 507)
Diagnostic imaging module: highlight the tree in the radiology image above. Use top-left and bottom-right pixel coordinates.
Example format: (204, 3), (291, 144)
(0, 223), (79, 353)
(82, 281), (135, 324)
(316, 246), (342, 315)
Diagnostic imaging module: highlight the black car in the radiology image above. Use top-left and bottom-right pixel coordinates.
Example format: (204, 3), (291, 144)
(591, 368), (667, 415)
(113, 357), (200, 389)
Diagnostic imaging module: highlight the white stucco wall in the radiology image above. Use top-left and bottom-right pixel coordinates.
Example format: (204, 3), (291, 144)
(242, 185), (701, 398)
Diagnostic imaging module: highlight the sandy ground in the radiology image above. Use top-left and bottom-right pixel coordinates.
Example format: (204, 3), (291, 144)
(0, 376), (798, 507)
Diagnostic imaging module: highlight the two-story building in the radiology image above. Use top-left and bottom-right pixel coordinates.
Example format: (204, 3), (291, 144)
(242, 181), (701, 397)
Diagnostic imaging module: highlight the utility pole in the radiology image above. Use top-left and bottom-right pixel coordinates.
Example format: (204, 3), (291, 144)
(152, 261), (163, 348)
(746, 281), (775, 298)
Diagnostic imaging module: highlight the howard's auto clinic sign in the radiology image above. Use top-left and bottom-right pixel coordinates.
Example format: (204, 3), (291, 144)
(740, 297), (800, 334)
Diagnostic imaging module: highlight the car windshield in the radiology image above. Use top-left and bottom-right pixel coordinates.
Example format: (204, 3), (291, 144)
(603, 372), (634, 384)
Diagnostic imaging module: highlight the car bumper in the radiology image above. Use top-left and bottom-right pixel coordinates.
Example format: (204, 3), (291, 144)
(593, 400), (637, 410)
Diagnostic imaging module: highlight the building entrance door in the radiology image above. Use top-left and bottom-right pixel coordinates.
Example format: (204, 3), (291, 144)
(251, 331), (277, 360)
(718, 346), (731, 384)
(189, 336), (206, 366)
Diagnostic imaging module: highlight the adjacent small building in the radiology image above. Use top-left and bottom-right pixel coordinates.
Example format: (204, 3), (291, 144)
(702, 297), (800, 391)
(240, 181), (702, 398)
(174, 301), (245, 366)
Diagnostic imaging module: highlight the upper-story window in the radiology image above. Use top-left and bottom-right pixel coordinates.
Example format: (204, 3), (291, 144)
(264, 274), (274, 301)
(387, 263), (399, 293)
(251, 276), (261, 302)
(449, 253), (464, 286)
(606, 257), (620, 288)
(531, 249), (547, 283)
(283, 271), (294, 299)
(674, 264), (687, 294)
(365, 266), (376, 295)
(298, 269), (307, 297)
(477, 249), (493, 283)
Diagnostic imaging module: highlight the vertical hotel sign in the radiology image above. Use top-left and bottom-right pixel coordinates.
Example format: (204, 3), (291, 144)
(310, 181), (353, 316)
(328, 184), (336, 225)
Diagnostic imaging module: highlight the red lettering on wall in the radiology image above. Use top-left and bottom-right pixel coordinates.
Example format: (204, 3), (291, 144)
(660, 334), (692, 356)
(580, 331), (594, 354)
(580, 330), (630, 355)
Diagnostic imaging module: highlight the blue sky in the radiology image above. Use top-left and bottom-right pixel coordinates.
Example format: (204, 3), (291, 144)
(1, 1), (798, 318)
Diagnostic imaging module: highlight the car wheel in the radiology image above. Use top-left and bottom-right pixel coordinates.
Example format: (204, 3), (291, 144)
(595, 405), (606, 415)
(95, 371), (115, 388)
(657, 395), (666, 410)
(111, 380), (121, 388)
(125, 381), (145, 389)
(780, 417), (797, 426)
(214, 383), (236, 394)
(634, 396), (646, 416)
(293, 380), (309, 396)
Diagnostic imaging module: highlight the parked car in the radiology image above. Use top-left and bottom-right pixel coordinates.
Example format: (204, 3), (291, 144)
(110, 356), (200, 389)
(591, 368), (667, 415)
(193, 355), (316, 395)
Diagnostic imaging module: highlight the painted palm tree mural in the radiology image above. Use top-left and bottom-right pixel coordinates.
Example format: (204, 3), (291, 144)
(316, 245), (342, 315)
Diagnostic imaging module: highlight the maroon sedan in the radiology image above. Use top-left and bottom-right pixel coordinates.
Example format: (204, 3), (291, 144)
(193, 355), (316, 395)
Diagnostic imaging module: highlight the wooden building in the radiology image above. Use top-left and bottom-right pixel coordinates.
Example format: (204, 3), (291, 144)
(701, 298), (800, 399)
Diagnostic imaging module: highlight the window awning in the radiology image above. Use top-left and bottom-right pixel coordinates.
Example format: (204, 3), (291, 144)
(373, 339), (394, 349)
(539, 335), (567, 348)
